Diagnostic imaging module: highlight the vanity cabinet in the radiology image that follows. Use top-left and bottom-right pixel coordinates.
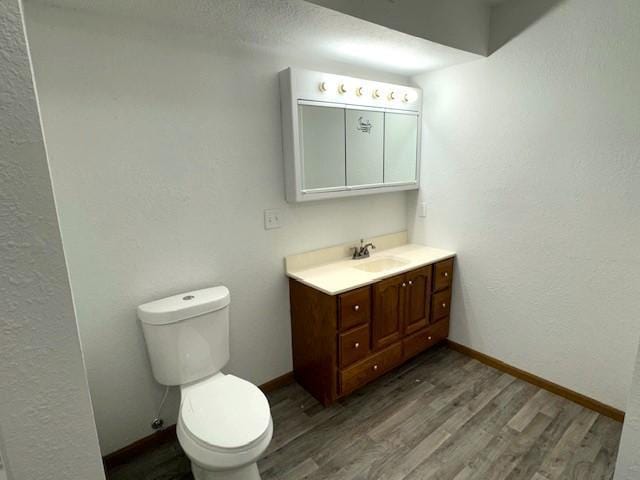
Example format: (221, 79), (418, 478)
(289, 258), (454, 406)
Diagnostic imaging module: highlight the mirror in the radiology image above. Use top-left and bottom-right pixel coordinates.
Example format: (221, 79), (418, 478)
(296, 103), (419, 195)
(299, 105), (345, 190)
(346, 109), (384, 186)
(384, 112), (418, 183)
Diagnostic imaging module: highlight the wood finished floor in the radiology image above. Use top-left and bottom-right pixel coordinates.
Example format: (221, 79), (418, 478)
(106, 346), (622, 480)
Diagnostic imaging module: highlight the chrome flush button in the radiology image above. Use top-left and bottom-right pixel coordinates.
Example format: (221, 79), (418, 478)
(183, 295), (195, 301)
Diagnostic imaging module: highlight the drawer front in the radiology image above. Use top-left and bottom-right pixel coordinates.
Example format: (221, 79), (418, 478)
(339, 342), (402, 396)
(339, 324), (370, 368)
(339, 286), (371, 331)
(403, 318), (450, 360)
(431, 289), (452, 321)
(434, 258), (454, 292)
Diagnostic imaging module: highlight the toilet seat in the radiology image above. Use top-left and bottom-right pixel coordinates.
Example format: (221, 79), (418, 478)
(177, 373), (273, 471)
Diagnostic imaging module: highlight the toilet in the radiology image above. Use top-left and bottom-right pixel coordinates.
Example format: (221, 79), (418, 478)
(137, 286), (273, 480)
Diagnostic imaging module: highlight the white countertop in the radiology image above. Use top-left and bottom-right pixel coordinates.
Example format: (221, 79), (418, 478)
(285, 243), (456, 295)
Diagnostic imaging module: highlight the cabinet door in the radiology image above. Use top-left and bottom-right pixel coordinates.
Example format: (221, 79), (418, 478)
(384, 112), (418, 184)
(371, 274), (405, 350)
(404, 266), (432, 335)
(346, 109), (384, 186)
(299, 105), (345, 190)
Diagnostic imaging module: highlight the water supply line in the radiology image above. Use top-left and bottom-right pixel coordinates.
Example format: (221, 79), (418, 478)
(151, 386), (170, 430)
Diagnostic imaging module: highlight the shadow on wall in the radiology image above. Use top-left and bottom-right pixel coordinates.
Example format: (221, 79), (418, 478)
(489, 0), (566, 54)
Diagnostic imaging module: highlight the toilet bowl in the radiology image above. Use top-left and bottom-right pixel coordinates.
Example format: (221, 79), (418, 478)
(137, 286), (273, 479)
(177, 373), (273, 480)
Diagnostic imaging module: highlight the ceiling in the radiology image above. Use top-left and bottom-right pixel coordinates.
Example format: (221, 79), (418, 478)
(28, 0), (483, 76)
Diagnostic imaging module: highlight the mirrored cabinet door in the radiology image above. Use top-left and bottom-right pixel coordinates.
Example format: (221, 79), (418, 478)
(384, 112), (419, 184)
(345, 109), (384, 186)
(299, 105), (346, 190)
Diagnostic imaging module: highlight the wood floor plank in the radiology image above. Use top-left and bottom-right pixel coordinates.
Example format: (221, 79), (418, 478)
(106, 346), (622, 480)
(536, 408), (599, 479)
(504, 400), (583, 480)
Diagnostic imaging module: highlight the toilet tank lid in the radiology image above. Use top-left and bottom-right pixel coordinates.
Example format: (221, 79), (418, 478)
(137, 286), (230, 325)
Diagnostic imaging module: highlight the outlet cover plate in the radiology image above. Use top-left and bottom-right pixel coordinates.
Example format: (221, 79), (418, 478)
(264, 209), (282, 230)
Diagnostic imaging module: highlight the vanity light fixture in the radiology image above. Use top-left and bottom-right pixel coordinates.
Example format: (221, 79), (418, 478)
(403, 90), (418, 103)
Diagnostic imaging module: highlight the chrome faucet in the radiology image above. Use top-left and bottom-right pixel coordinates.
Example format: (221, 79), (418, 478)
(352, 239), (376, 260)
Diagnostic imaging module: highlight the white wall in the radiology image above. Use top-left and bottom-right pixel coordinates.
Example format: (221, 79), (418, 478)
(23, 3), (409, 454)
(616, 342), (640, 479)
(410, 0), (640, 410)
(0, 1), (104, 478)
(307, 0), (491, 56)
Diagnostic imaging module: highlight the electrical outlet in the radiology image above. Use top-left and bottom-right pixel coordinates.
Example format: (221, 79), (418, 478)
(419, 202), (427, 218)
(264, 209), (282, 230)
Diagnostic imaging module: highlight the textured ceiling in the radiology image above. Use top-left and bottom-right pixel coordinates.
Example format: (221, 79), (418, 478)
(27, 0), (481, 76)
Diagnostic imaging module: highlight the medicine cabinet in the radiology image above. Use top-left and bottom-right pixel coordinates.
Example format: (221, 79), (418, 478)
(280, 68), (422, 203)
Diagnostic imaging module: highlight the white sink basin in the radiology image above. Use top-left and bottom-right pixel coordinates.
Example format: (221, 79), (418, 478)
(352, 257), (410, 273)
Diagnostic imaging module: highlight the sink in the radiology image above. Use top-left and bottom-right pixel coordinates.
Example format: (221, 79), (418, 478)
(352, 256), (410, 273)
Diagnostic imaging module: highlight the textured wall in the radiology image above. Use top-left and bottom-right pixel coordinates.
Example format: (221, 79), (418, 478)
(307, 0), (492, 55)
(23, 3), (410, 454)
(410, 0), (640, 410)
(616, 343), (640, 479)
(0, 1), (104, 479)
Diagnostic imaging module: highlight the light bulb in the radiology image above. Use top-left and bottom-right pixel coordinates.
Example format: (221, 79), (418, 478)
(319, 81), (329, 92)
(372, 88), (381, 99)
(403, 90), (418, 103)
(388, 91), (396, 101)
(338, 82), (348, 94)
(355, 86), (364, 97)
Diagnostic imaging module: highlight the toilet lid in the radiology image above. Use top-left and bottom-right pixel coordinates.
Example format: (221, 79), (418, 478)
(180, 375), (271, 450)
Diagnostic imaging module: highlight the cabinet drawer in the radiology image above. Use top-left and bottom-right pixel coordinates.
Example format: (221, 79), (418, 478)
(403, 319), (450, 360)
(339, 287), (371, 331)
(339, 342), (402, 396)
(434, 258), (454, 292)
(431, 289), (452, 321)
(339, 324), (370, 368)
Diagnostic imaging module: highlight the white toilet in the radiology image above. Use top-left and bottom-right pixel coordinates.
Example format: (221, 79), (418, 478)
(137, 286), (273, 480)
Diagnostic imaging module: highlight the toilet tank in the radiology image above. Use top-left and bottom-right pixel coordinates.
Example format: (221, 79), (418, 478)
(137, 286), (231, 386)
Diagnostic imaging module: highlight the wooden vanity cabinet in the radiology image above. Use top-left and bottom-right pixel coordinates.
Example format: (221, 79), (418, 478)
(289, 258), (454, 406)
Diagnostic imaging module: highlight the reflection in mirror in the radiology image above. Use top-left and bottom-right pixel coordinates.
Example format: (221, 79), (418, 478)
(299, 105), (345, 190)
(384, 112), (418, 183)
(346, 109), (384, 186)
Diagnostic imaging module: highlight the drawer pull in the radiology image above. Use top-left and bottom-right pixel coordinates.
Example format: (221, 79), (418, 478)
(408, 280), (413, 286)
(354, 342), (360, 349)
(402, 282), (407, 288)
(444, 272), (449, 278)
(428, 336), (432, 340)
(373, 365), (379, 371)
(442, 303), (447, 308)
(353, 305), (360, 312)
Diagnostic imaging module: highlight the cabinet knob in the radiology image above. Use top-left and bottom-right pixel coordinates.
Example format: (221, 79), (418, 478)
(354, 305), (360, 312)
(408, 280), (413, 286)
(402, 282), (407, 287)
(428, 336), (432, 340)
(373, 365), (379, 371)
(354, 342), (360, 349)
(442, 303), (447, 308)
(444, 272), (449, 278)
